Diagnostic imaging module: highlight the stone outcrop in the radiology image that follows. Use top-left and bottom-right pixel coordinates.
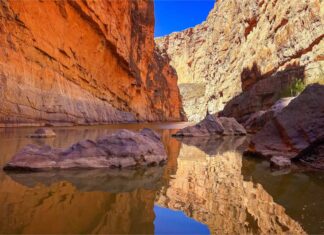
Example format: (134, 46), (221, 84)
(173, 115), (246, 137)
(4, 129), (167, 170)
(0, 0), (183, 126)
(156, 0), (324, 122)
(246, 84), (324, 167)
(156, 141), (306, 234)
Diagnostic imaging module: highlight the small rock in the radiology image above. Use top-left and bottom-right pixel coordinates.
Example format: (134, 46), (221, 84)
(28, 128), (56, 138)
(270, 156), (292, 169)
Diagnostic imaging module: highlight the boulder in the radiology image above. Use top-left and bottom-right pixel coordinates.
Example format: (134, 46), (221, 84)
(244, 97), (295, 133)
(4, 129), (167, 171)
(246, 84), (324, 168)
(173, 115), (246, 137)
(28, 128), (56, 138)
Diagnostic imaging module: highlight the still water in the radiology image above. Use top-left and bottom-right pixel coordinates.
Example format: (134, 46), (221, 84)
(0, 123), (323, 234)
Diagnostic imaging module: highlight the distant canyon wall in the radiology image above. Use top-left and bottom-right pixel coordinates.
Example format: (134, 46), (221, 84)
(0, 0), (183, 126)
(156, 0), (324, 122)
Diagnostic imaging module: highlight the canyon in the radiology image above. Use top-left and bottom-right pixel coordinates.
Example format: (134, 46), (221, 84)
(0, 0), (183, 126)
(156, 0), (324, 122)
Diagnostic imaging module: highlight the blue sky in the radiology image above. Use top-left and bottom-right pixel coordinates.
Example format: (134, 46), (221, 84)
(154, 0), (215, 37)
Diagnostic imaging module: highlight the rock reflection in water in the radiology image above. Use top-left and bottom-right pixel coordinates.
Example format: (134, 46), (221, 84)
(0, 167), (163, 234)
(157, 137), (306, 234)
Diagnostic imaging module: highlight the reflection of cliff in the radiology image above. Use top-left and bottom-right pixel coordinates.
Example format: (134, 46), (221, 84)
(157, 142), (306, 234)
(0, 171), (156, 234)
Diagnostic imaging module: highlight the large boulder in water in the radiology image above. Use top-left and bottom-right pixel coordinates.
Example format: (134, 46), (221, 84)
(4, 129), (167, 171)
(246, 84), (324, 168)
(173, 115), (247, 137)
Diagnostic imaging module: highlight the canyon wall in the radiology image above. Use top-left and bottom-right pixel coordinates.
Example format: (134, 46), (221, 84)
(156, 0), (324, 122)
(0, 0), (183, 126)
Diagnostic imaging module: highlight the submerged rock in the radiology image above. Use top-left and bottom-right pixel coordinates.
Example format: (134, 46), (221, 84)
(173, 115), (246, 137)
(246, 84), (324, 169)
(28, 128), (56, 138)
(4, 129), (167, 171)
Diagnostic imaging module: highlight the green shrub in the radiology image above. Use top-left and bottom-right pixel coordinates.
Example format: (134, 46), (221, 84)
(281, 78), (306, 98)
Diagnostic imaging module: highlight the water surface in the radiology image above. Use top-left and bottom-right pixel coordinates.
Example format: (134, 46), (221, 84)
(0, 123), (323, 234)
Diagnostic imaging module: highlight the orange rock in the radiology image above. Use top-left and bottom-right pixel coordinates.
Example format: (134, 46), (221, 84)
(0, 0), (184, 126)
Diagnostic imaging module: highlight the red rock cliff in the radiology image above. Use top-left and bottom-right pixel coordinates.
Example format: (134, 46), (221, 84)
(0, 0), (183, 126)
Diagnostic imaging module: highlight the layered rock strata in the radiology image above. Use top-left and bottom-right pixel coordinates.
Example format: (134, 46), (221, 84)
(0, 0), (183, 126)
(156, 0), (324, 122)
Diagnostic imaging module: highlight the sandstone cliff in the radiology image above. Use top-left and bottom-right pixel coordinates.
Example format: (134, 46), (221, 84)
(0, 0), (183, 126)
(156, 0), (324, 122)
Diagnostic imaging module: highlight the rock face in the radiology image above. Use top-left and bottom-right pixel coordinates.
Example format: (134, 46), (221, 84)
(156, 0), (324, 122)
(0, 0), (183, 126)
(246, 84), (324, 164)
(173, 115), (246, 137)
(4, 129), (167, 170)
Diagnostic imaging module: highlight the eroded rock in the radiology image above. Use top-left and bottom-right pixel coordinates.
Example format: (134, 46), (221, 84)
(4, 129), (167, 170)
(173, 115), (246, 137)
